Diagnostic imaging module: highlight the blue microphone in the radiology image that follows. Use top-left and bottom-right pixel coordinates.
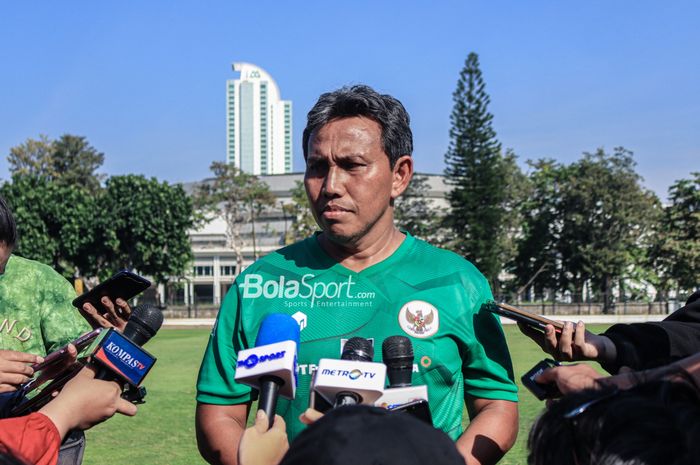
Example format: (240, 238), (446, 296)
(235, 313), (300, 429)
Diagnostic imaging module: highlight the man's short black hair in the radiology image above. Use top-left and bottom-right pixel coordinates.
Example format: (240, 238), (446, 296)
(0, 195), (17, 247)
(303, 85), (413, 167)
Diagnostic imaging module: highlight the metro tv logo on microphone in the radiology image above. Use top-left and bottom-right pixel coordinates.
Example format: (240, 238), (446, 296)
(93, 329), (156, 386)
(321, 368), (379, 380)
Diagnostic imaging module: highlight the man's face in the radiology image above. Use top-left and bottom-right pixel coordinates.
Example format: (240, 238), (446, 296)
(0, 242), (11, 275)
(304, 117), (398, 245)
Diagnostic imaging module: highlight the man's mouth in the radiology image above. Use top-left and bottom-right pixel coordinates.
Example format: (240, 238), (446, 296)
(321, 204), (352, 219)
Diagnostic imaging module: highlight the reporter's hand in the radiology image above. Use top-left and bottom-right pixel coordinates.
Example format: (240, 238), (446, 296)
(518, 320), (616, 362)
(298, 407), (324, 425)
(39, 366), (137, 438)
(238, 410), (289, 465)
(535, 363), (604, 395)
(33, 344), (79, 386)
(0, 349), (42, 393)
(81, 297), (131, 331)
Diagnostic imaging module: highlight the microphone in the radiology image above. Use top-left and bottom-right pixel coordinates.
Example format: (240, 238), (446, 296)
(313, 337), (386, 408)
(234, 313), (300, 429)
(92, 304), (163, 386)
(10, 305), (163, 416)
(375, 336), (429, 410)
(383, 335), (414, 388)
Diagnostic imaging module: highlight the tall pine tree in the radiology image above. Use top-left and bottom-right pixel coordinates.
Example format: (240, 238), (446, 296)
(444, 52), (522, 289)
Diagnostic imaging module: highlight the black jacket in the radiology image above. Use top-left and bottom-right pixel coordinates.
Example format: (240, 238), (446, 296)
(602, 290), (700, 373)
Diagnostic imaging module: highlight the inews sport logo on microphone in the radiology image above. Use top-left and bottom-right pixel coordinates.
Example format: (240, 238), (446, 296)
(92, 329), (157, 386)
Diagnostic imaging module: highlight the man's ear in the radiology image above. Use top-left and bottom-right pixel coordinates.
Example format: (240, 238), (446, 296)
(391, 155), (414, 200)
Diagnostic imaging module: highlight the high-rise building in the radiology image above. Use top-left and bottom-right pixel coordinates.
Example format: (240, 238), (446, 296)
(226, 62), (293, 174)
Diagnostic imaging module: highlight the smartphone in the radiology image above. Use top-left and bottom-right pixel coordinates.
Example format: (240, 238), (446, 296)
(31, 328), (103, 372)
(489, 302), (567, 333)
(387, 399), (433, 425)
(521, 359), (562, 400)
(72, 270), (151, 312)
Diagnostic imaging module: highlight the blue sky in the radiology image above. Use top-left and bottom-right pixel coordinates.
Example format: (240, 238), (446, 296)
(1, 1), (697, 200)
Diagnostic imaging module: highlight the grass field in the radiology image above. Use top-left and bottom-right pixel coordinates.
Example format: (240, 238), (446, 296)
(83, 325), (611, 465)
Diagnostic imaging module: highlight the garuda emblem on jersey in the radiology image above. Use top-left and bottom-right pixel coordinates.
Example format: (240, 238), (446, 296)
(398, 300), (439, 338)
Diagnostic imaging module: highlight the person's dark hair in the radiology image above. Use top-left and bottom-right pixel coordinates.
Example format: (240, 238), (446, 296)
(0, 195), (17, 247)
(302, 85), (413, 167)
(528, 379), (700, 465)
(280, 405), (464, 465)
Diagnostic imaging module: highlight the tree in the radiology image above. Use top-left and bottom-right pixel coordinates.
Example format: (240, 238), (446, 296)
(650, 172), (700, 295)
(514, 149), (662, 309)
(194, 162), (275, 273)
(394, 174), (444, 243)
(7, 135), (54, 177)
(0, 175), (99, 278)
(100, 175), (194, 283)
(7, 134), (105, 193)
(443, 52), (524, 288)
(284, 180), (318, 244)
(512, 159), (567, 300)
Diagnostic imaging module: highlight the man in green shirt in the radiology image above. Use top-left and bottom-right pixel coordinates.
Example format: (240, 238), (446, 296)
(196, 85), (519, 465)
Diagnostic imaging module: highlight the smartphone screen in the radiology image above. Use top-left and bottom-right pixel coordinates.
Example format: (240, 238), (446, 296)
(72, 271), (151, 312)
(31, 328), (103, 371)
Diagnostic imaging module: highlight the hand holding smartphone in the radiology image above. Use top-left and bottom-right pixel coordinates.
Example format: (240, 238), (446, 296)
(72, 271), (151, 312)
(488, 302), (567, 334)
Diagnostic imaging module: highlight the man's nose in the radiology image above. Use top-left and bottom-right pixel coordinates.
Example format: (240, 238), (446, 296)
(322, 166), (344, 197)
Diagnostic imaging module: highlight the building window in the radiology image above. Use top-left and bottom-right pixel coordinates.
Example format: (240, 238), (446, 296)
(220, 265), (236, 276)
(194, 265), (213, 277)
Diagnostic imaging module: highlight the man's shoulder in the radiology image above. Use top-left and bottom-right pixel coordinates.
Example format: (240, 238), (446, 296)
(239, 237), (316, 277)
(8, 255), (65, 281)
(408, 238), (485, 278)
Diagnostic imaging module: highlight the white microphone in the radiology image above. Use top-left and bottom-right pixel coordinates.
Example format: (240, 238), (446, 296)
(235, 314), (300, 429)
(312, 337), (386, 407)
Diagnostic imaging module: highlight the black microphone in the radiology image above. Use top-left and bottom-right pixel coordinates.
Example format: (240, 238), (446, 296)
(93, 304), (163, 384)
(10, 305), (163, 416)
(312, 337), (386, 409)
(335, 337), (374, 407)
(122, 304), (164, 347)
(382, 336), (414, 388)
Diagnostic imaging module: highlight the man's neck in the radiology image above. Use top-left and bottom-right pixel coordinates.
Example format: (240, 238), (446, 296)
(318, 226), (406, 273)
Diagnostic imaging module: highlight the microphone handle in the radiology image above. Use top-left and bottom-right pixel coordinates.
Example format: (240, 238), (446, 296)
(258, 376), (282, 430)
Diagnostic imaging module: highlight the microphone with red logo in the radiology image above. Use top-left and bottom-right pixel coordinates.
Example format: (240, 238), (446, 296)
(234, 313), (300, 429)
(91, 304), (164, 386)
(10, 305), (163, 416)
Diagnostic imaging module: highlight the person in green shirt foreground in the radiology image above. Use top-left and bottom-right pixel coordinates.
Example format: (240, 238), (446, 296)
(196, 85), (519, 465)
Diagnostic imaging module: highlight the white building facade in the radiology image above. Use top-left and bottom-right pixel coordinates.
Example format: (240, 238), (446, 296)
(226, 62), (293, 175)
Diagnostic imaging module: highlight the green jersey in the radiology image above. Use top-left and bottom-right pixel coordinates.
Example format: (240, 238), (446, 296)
(197, 233), (517, 440)
(0, 255), (91, 355)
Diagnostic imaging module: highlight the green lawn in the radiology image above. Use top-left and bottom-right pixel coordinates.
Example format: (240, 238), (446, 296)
(83, 325), (611, 465)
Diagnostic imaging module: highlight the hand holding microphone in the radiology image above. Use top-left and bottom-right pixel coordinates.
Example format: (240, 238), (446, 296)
(235, 313), (301, 430)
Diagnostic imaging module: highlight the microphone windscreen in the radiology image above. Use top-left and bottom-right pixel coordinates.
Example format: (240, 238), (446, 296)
(342, 337), (374, 362)
(382, 335), (414, 365)
(255, 313), (301, 347)
(382, 336), (414, 387)
(124, 304), (164, 346)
